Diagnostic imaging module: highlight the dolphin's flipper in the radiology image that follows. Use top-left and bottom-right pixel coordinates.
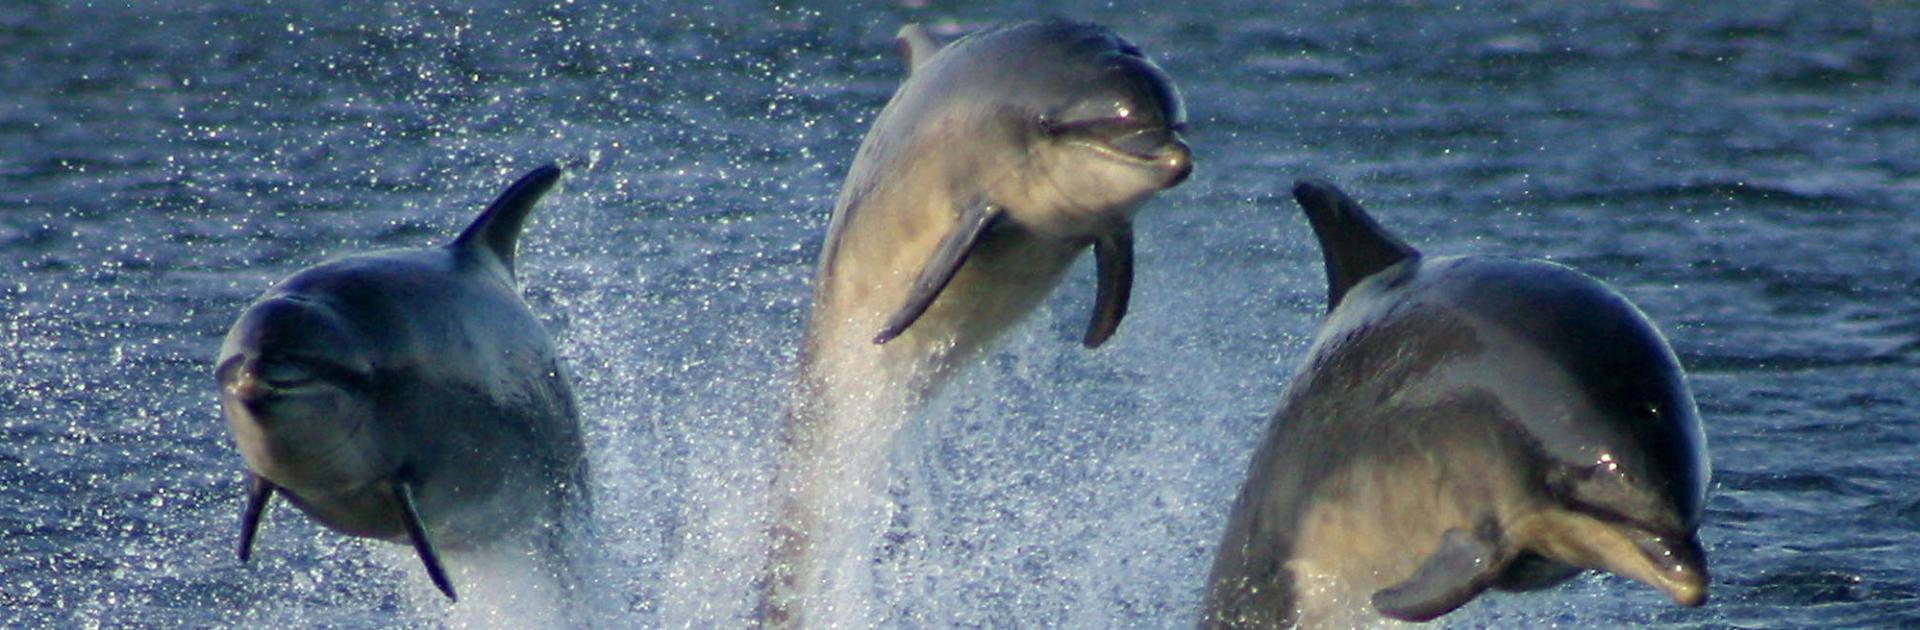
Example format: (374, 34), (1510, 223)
(895, 24), (941, 75)
(1291, 180), (1420, 311)
(1372, 528), (1504, 622)
(392, 480), (458, 602)
(237, 473), (274, 562)
(1083, 223), (1133, 348)
(874, 201), (1003, 344)
(451, 163), (564, 277)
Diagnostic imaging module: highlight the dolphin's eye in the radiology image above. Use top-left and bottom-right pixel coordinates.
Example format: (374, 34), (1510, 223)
(1037, 115), (1062, 137)
(1594, 451), (1622, 476)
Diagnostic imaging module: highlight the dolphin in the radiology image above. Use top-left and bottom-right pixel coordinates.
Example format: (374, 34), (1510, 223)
(1199, 181), (1711, 628)
(761, 19), (1192, 626)
(216, 164), (589, 602)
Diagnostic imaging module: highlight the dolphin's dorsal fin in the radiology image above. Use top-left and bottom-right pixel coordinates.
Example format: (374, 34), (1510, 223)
(451, 163), (564, 278)
(895, 24), (941, 75)
(1292, 180), (1420, 310)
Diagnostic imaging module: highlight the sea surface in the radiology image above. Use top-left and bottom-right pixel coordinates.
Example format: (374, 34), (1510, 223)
(3, 0), (1917, 627)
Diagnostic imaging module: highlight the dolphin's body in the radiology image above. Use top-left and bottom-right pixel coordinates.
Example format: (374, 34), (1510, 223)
(1200, 182), (1710, 628)
(216, 165), (588, 601)
(761, 20), (1192, 626)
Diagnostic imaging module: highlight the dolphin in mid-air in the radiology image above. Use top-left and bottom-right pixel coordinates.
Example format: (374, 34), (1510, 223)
(217, 164), (589, 602)
(1200, 181), (1710, 628)
(762, 19), (1192, 627)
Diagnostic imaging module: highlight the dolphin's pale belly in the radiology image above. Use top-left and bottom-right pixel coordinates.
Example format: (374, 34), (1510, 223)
(1204, 311), (1550, 629)
(1282, 456), (1491, 628)
(276, 480), (407, 540)
(808, 227), (1083, 406)
(768, 222), (1084, 622)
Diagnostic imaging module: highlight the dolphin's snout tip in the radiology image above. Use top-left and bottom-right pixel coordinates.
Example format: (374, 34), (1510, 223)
(218, 356), (268, 405)
(1640, 532), (1709, 608)
(1670, 583), (1708, 607)
(1657, 569), (1709, 608)
(1160, 138), (1193, 187)
(1658, 553), (1709, 608)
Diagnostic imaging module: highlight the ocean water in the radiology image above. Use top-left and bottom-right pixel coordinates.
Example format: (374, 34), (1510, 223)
(3, 0), (1917, 627)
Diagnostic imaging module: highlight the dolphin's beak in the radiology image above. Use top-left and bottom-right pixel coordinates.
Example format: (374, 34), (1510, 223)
(1108, 124), (1191, 186)
(1523, 511), (1709, 608)
(1626, 530), (1709, 607)
(1157, 134), (1193, 187)
(1092, 119), (1188, 185)
(216, 355), (270, 407)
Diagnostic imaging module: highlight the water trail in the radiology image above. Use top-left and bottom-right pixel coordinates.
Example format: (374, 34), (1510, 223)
(429, 549), (569, 629)
(370, 518), (627, 628)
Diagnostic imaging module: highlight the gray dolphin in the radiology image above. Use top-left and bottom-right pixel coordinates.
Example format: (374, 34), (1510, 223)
(1199, 182), (1711, 628)
(761, 20), (1192, 626)
(216, 164), (588, 602)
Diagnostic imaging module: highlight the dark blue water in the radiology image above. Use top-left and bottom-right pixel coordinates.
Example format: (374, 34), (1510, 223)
(4, 1), (1917, 627)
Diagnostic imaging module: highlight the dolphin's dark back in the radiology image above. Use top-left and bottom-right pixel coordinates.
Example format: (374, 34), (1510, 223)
(1440, 258), (1709, 527)
(1292, 181), (1419, 310)
(451, 163), (564, 278)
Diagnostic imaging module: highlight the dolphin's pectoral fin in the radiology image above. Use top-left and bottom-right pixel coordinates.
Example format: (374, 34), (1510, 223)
(1291, 180), (1420, 311)
(238, 472), (274, 562)
(391, 480), (458, 602)
(1372, 528), (1504, 622)
(873, 201), (1003, 344)
(1083, 223), (1134, 348)
(895, 24), (941, 75)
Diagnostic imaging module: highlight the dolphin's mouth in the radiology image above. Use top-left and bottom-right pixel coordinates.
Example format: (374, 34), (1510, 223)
(1511, 508), (1709, 610)
(254, 357), (321, 390)
(1045, 116), (1186, 162)
(1627, 528), (1709, 607)
(1044, 117), (1193, 192)
(219, 351), (376, 418)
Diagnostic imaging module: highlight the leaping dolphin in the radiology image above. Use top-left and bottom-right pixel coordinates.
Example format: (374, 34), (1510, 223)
(217, 164), (589, 602)
(761, 19), (1193, 627)
(1200, 181), (1710, 628)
